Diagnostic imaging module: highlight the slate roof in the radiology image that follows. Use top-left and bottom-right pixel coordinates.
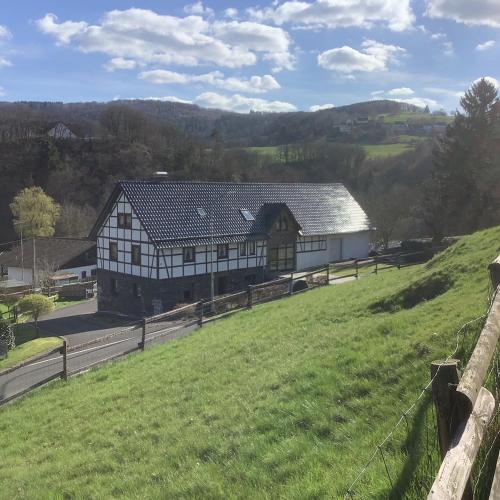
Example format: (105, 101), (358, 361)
(0, 238), (95, 269)
(91, 181), (371, 247)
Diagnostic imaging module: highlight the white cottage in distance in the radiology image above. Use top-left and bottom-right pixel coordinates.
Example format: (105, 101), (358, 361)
(89, 179), (371, 317)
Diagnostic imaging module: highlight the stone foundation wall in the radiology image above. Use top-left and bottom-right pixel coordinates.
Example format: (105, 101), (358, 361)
(97, 267), (266, 317)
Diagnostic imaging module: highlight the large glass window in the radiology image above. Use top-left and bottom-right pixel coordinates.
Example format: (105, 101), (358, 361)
(183, 246), (195, 263)
(268, 243), (295, 271)
(248, 241), (256, 255)
(239, 242), (247, 257)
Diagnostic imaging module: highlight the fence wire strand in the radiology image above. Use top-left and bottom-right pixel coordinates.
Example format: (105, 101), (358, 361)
(344, 285), (500, 498)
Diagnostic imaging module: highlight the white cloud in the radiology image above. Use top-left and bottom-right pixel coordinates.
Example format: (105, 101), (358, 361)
(248, 0), (415, 31)
(183, 2), (214, 16)
(0, 85), (5, 96)
(389, 96), (442, 110)
(426, 0), (500, 28)
(430, 32), (446, 40)
(476, 40), (496, 51)
(139, 69), (280, 93)
(0, 25), (11, 40)
(195, 91), (297, 112)
(37, 9), (294, 71)
(310, 103), (335, 111)
(371, 90), (385, 96)
(36, 13), (88, 45)
(318, 40), (405, 74)
(114, 95), (194, 103)
(423, 87), (464, 98)
(443, 41), (454, 56)
(0, 56), (12, 68)
(473, 76), (499, 88)
(212, 20), (294, 72)
(224, 8), (238, 18)
(105, 57), (138, 71)
(387, 87), (414, 96)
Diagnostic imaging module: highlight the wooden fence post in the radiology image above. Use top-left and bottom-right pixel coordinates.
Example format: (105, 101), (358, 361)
(375, 256), (378, 274)
(141, 318), (146, 351)
(430, 358), (474, 499)
(61, 339), (68, 380)
(247, 285), (253, 308)
(326, 265), (330, 283)
(198, 301), (204, 327)
(397, 253), (401, 270)
(289, 272), (294, 295)
(356, 260), (359, 279)
(431, 359), (461, 460)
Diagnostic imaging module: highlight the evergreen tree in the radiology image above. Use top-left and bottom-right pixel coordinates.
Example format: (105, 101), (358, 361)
(0, 319), (15, 357)
(422, 78), (499, 239)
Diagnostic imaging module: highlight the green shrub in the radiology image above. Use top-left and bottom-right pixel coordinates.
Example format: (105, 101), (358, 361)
(0, 318), (15, 357)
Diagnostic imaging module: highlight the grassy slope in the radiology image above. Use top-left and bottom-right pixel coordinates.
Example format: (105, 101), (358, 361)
(0, 227), (498, 498)
(379, 112), (454, 124)
(0, 324), (62, 371)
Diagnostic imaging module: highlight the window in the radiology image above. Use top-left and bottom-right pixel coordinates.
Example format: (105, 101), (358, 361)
(239, 242), (247, 257)
(248, 241), (256, 255)
(217, 244), (229, 260)
(196, 207), (207, 218)
(109, 241), (118, 261)
(274, 213), (288, 232)
(240, 209), (255, 221)
(268, 243), (295, 272)
(118, 213), (132, 229)
(133, 283), (141, 298)
(81, 270), (87, 279)
(131, 245), (141, 266)
(183, 246), (195, 263)
(111, 278), (118, 295)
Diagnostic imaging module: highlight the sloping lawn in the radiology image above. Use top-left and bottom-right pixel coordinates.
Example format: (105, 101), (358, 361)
(0, 227), (498, 498)
(0, 324), (62, 371)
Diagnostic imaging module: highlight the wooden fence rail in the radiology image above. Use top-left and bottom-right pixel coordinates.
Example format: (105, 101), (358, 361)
(427, 258), (500, 500)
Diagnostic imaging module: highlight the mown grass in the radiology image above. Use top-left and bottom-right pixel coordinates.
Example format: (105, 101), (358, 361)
(0, 323), (62, 371)
(0, 226), (499, 498)
(378, 112), (453, 124)
(363, 143), (414, 158)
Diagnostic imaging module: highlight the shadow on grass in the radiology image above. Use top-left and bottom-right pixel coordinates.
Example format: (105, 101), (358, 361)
(389, 395), (436, 499)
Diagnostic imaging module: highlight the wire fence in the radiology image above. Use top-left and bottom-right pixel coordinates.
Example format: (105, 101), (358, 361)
(343, 285), (500, 499)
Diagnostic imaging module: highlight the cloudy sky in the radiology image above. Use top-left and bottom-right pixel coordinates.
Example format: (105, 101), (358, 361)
(0, 0), (499, 112)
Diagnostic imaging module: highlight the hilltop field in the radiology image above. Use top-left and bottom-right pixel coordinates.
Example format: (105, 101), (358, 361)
(0, 226), (498, 498)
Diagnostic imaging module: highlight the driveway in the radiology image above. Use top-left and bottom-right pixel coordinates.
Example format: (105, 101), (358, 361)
(37, 298), (136, 346)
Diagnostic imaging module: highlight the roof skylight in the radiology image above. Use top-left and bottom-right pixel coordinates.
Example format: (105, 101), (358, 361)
(196, 207), (207, 218)
(240, 209), (255, 221)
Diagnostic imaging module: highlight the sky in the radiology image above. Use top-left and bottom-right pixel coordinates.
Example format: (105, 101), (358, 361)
(0, 0), (499, 113)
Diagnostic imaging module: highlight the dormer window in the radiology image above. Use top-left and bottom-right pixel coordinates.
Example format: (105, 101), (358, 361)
(274, 214), (288, 232)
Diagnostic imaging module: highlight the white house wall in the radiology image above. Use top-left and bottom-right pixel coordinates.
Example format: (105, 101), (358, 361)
(341, 231), (370, 260)
(158, 241), (267, 279)
(53, 265), (97, 280)
(8, 266), (32, 284)
(296, 236), (328, 271)
(296, 232), (370, 271)
(97, 193), (156, 278)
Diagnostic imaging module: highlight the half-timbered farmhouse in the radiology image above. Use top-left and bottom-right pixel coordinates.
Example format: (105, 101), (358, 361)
(89, 180), (371, 316)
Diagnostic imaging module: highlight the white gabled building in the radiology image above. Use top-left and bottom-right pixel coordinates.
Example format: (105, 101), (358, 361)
(89, 180), (371, 316)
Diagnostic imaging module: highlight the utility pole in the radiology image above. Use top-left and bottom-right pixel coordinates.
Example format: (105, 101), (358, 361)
(32, 237), (36, 290)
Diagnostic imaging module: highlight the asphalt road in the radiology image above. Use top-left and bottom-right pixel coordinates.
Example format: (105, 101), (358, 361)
(0, 300), (197, 404)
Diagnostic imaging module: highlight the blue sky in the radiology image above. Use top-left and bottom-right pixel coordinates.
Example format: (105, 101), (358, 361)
(0, 0), (499, 112)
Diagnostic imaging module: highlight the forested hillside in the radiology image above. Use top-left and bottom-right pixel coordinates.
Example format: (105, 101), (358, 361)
(1, 80), (498, 247)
